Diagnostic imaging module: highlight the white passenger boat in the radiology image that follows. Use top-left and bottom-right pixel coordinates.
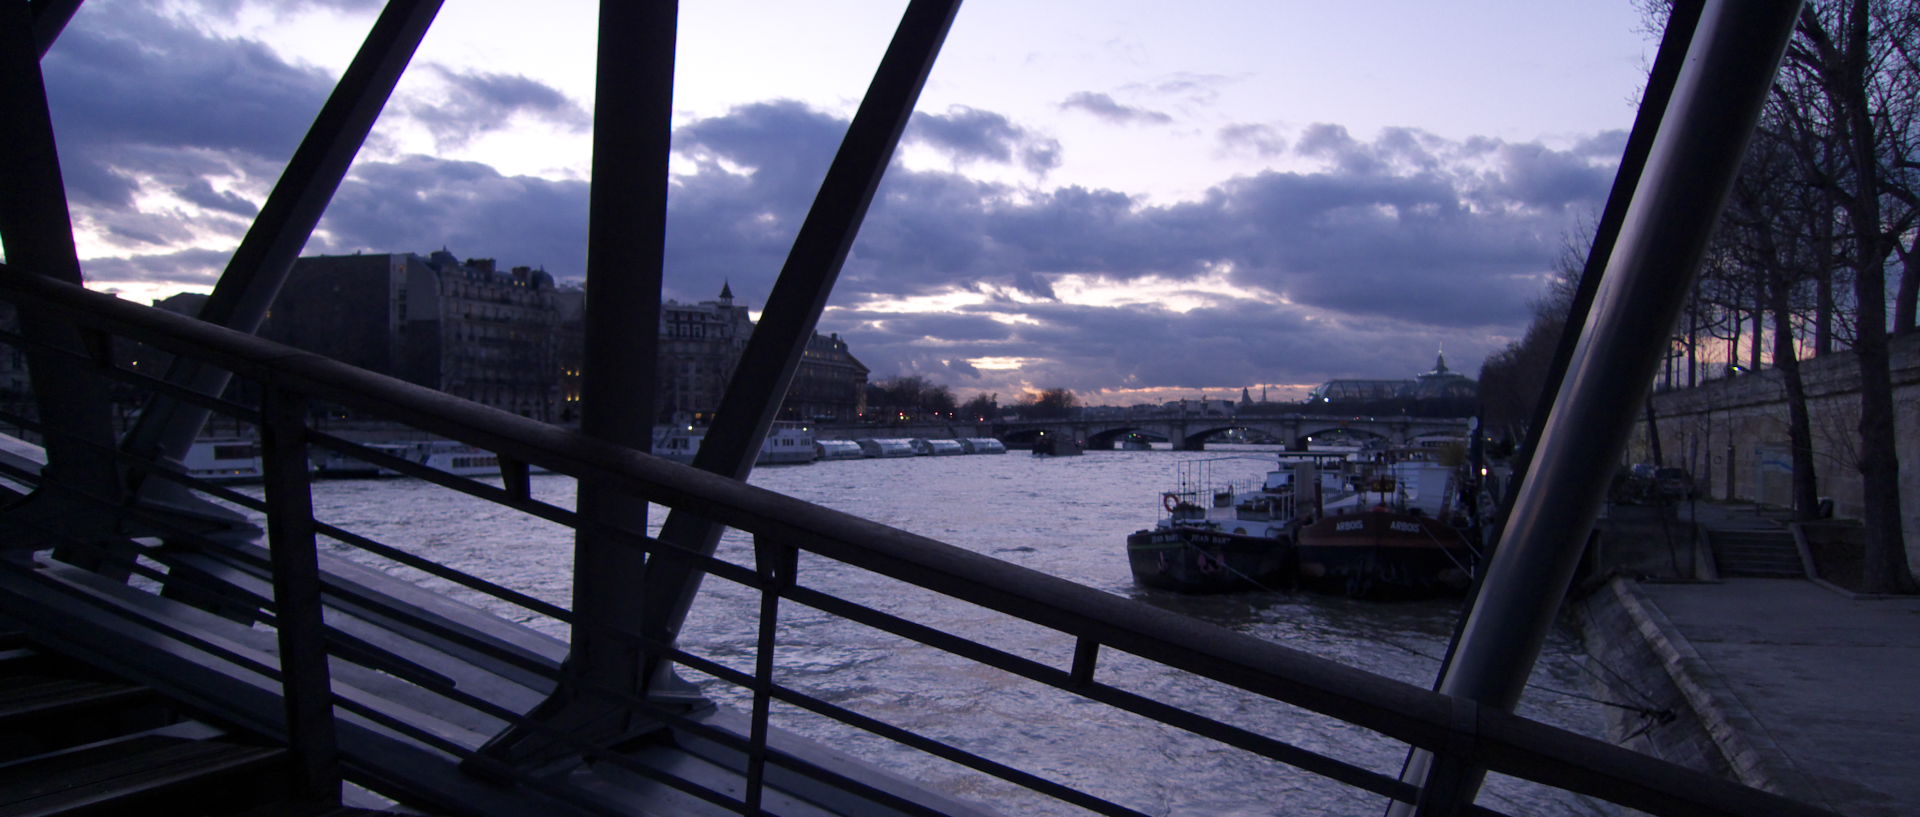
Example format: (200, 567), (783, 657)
(760, 423), (818, 465)
(653, 426), (701, 464)
(183, 438), (263, 483)
(381, 440), (500, 478)
(652, 424), (818, 466)
(314, 443), (413, 478)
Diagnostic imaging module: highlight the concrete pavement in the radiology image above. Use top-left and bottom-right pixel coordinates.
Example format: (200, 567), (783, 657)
(1607, 495), (1920, 817)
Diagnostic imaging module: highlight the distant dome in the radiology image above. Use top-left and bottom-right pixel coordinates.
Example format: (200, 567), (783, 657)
(1413, 350), (1476, 400)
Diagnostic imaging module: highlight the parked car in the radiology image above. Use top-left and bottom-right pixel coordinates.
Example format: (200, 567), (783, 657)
(1654, 467), (1694, 499)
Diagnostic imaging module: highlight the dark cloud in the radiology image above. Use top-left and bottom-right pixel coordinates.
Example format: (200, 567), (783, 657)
(828, 297), (1498, 400)
(631, 104), (1604, 392)
(907, 105), (1064, 176)
(406, 66), (590, 150)
(82, 247), (233, 287)
(1217, 123), (1287, 156)
(1021, 141), (1062, 174)
(1573, 129), (1629, 159)
(909, 106), (1018, 163)
(185, 0), (383, 15)
(314, 155), (590, 274)
(174, 179), (259, 218)
(43, 3), (332, 209)
(1479, 141), (1613, 209)
(1058, 91), (1173, 125)
(47, 4), (1611, 400)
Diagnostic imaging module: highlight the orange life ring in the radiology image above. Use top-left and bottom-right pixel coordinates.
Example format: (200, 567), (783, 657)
(1163, 492), (1181, 512)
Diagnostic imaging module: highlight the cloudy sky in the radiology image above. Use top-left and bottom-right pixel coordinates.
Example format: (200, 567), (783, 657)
(28, 0), (1657, 403)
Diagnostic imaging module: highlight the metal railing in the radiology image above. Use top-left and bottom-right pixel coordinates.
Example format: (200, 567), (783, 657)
(0, 267), (1837, 817)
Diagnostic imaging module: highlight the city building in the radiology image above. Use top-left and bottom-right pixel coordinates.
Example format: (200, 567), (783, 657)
(554, 282), (868, 425)
(264, 249), (560, 421)
(1304, 351), (1478, 415)
(787, 331), (869, 422)
(263, 257), (867, 428)
(656, 283), (755, 422)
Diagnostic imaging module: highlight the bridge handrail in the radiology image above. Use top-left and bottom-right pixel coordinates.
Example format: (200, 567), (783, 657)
(0, 267), (1835, 817)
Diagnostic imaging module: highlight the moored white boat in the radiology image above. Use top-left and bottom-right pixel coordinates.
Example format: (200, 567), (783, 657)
(380, 440), (501, 478)
(653, 425), (702, 464)
(652, 424), (819, 466)
(183, 438), (263, 483)
(1125, 453), (1342, 593)
(760, 423), (818, 465)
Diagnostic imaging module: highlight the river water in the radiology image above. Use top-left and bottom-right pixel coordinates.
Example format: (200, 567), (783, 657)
(293, 445), (1610, 817)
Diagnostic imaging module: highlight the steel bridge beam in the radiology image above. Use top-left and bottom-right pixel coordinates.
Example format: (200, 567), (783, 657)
(29, 0), (80, 57)
(636, 0), (962, 692)
(1397, 1), (1803, 814)
(0, 0), (126, 561)
(470, 0), (678, 767)
(118, 0), (440, 492)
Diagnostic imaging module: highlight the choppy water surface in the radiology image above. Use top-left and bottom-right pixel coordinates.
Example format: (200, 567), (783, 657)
(297, 447), (1608, 816)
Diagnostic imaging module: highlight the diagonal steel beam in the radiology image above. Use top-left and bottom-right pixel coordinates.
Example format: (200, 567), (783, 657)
(0, 0), (125, 559)
(118, 0), (440, 487)
(637, 0), (962, 693)
(468, 0), (678, 768)
(30, 0), (80, 58)
(1395, 1), (1803, 814)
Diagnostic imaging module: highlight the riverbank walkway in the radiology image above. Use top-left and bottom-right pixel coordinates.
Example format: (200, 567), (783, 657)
(1623, 503), (1920, 817)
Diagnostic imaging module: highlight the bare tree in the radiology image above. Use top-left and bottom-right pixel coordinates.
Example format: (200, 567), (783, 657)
(1788, 0), (1917, 592)
(1477, 227), (1583, 443)
(1640, 0), (1916, 590)
(1723, 118), (1824, 519)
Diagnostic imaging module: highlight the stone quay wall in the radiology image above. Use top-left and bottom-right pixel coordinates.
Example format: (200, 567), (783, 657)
(1572, 579), (1816, 806)
(1627, 332), (1920, 559)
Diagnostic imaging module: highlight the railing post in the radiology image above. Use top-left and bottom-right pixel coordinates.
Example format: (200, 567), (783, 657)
(259, 386), (342, 805)
(746, 534), (797, 814)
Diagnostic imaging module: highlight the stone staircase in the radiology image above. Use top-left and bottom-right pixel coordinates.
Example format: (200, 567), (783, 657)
(0, 629), (409, 816)
(1707, 522), (1805, 578)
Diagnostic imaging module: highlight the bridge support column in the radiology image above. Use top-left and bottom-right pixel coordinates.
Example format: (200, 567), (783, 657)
(1170, 423), (1203, 451)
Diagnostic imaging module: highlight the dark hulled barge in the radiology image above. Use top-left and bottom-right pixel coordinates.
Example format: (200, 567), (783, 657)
(1294, 459), (1477, 599)
(1130, 451), (1478, 599)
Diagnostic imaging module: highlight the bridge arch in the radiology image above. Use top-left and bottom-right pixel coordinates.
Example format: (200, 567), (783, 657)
(999, 427), (1047, 449)
(1293, 425), (1392, 450)
(1085, 426), (1167, 450)
(1171, 424), (1280, 451)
